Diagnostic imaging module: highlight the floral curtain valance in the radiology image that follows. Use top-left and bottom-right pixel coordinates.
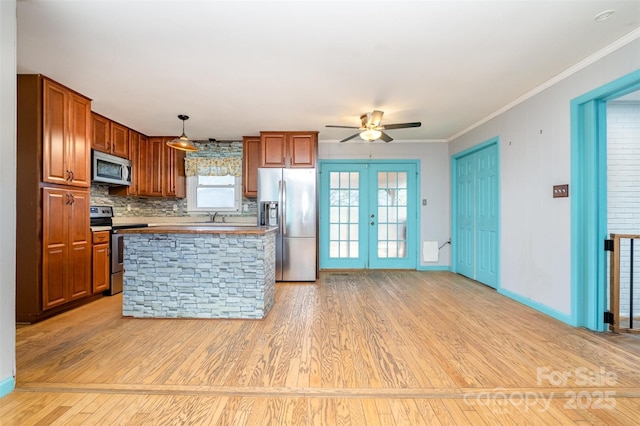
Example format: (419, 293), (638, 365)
(185, 157), (242, 177)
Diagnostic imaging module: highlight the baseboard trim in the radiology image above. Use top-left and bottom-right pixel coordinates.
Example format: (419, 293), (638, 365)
(0, 376), (15, 399)
(498, 287), (573, 325)
(417, 265), (450, 271)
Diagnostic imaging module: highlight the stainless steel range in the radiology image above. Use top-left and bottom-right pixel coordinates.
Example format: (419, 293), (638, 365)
(89, 206), (147, 295)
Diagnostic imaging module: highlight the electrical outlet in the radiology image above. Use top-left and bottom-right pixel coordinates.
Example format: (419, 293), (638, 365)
(553, 184), (569, 198)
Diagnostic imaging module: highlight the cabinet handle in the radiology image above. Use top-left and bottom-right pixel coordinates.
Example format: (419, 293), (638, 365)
(69, 193), (75, 205)
(66, 170), (71, 181)
(69, 170), (75, 182)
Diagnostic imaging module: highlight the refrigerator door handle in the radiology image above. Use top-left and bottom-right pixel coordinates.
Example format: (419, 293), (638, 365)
(281, 179), (287, 235)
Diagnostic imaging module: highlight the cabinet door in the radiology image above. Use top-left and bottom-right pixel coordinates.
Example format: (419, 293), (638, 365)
(42, 187), (68, 309)
(67, 92), (91, 187)
(91, 113), (110, 153)
(146, 137), (164, 196)
(242, 136), (261, 197)
(163, 138), (185, 198)
(288, 133), (317, 168)
(128, 131), (140, 195)
(109, 131), (140, 197)
(92, 243), (110, 293)
(111, 122), (129, 158)
(67, 189), (91, 300)
(261, 133), (287, 167)
(42, 79), (69, 185)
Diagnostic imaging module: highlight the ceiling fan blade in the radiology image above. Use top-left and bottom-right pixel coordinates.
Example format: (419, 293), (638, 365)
(326, 125), (360, 129)
(380, 132), (393, 143)
(340, 133), (361, 143)
(381, 121), (422, 130)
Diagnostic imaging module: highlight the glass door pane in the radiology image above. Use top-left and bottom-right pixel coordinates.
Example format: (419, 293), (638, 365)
(320, 163), (368, 269)
(369, 163), (417, 269)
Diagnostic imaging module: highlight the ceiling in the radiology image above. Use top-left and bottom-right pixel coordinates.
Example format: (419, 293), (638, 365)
(16, 1), (640, 143)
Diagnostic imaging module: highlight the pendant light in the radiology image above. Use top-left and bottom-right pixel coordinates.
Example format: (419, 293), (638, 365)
(167, 115), (198, 152)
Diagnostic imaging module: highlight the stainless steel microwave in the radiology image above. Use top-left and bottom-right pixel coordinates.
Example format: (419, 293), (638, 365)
(92, 150), (132, 186)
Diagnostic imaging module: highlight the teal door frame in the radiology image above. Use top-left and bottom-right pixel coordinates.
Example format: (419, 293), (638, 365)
(451, 137), (501, 289)
(319, 159), (420, 270)
(570, 69), (640, 331)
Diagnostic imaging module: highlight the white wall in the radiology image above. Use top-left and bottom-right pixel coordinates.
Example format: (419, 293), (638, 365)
(607, 101), (640, 316)
(449, 38), (640, 317)
(319, 141), (451, 268)
(0, 0), (17, 397)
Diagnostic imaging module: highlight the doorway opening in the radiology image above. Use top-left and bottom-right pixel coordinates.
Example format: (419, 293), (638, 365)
(605, 91), (640, 332)
(571, 69), (640, 331)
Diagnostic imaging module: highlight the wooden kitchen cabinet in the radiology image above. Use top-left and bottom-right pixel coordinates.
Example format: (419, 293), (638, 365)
(42, 187), (91, 310)
(261, 132), (287, 167)
(109, 130), (141, 196)
(260, 131), (317, 168)
(17, 74), (94, 323)
(139, 136), (164, 197)
(42, 77), (92, 187)
(114, 135), (185, 198)
(242, 136), (261, 197)
(92, 231), (110, 294)
(91, 112), (129, 158)
(163, 137), (186, 198)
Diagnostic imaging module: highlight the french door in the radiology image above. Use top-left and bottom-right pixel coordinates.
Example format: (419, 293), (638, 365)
(319, 161), (418, 269)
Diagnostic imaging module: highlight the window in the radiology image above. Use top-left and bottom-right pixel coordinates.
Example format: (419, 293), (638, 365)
(187, 175), (241, 212)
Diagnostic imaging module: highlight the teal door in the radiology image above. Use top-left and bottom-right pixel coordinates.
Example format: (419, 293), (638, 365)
(320, 161), (418, 269)
(453, 141), (499, 288)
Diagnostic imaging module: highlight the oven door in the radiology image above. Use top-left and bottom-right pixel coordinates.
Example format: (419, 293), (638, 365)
(110, 232), (125, 295)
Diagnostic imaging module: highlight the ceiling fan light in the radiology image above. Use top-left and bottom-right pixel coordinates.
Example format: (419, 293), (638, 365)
(360, 129), (382, 141)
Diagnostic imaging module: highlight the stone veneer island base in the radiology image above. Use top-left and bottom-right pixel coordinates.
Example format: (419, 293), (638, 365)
(118, 226), (277, 319)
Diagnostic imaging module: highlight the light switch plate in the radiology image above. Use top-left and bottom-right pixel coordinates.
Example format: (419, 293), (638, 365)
(553, 184), (569, 198)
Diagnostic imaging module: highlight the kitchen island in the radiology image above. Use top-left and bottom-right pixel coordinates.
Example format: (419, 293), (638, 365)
(117, 225), (277, 319)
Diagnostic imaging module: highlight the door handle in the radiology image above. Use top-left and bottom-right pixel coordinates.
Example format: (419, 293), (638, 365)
(282, 180), (287, 236)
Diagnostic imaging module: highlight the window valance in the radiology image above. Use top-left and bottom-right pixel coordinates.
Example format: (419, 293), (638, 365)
(184, 156), (242, 177)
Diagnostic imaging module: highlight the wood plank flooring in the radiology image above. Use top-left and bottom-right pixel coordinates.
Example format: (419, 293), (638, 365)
(3, 270), (640, 425)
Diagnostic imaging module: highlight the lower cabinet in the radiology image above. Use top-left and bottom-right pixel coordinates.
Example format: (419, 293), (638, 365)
(42, 186), (91, 310)
(92, 231), (110, 293)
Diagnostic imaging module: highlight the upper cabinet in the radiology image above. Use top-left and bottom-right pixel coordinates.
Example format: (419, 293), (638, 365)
(40, 77), (92, 187)
(163, 137), (186, 198)
(91, 112), (129, 158)
(108, 131), (142, 197)
(138, 137), (164, 197)
(260, 131), (318, 168)
(242, 136), (261, 197)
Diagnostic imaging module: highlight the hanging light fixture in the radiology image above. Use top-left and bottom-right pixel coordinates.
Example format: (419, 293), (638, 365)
(167, 115), (198, 152)
(359, 128), (382, 141)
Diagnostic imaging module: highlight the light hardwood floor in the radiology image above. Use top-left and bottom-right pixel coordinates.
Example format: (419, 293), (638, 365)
(3, 271), (640, 425)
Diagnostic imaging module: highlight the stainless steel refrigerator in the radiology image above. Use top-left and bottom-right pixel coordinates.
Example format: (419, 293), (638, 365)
(257, 168), (317, 281)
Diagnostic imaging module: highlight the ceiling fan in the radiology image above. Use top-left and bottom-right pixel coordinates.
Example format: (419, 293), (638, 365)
(326, 110), (421, 143)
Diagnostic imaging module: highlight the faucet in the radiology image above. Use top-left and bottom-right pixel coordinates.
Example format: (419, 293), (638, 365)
(208, 212), (217, 223)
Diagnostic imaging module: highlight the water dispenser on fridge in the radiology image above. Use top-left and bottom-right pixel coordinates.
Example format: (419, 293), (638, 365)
(260, 201), (279, 227)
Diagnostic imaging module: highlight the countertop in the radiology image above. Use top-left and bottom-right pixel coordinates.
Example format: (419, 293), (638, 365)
(116, 225), (277, 235)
